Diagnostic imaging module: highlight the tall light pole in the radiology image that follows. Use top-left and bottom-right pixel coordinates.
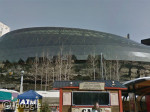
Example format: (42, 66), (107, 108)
(20, 70), (24, 94)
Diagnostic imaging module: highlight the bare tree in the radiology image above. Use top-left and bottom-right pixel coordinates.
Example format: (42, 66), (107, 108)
(103, 60), (108, 80)
(87, 53), (98, 80)
(55, 47), (63, 81)
(64, 53), (73, 80)
(40, 52), (45, 90)
(107, 60), (120, 81)
(52, 67), (55, 82)
(53, 50), (74, 81)
(44, 53), (49, 91)
(116, 60), (120, 81)
(67, 54), (73, 80)
(31, 55), (39, 90)
(64, 54), (68, 80)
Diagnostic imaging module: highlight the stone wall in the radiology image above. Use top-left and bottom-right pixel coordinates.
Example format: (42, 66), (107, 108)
(1, 60), (150, 91)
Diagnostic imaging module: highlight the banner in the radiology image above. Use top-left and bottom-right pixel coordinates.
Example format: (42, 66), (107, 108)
(110, 93), (119, 105)
(19, 99), (37, 105)
(63, 92), (71, 105)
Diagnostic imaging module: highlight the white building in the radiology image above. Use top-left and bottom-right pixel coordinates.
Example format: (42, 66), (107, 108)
(0, 22), (10, 37)
(36, 90), (59, 106)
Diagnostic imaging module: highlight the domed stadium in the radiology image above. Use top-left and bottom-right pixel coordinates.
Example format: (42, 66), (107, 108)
(0, 27), (150, 62)
(1, 27), (150, 90)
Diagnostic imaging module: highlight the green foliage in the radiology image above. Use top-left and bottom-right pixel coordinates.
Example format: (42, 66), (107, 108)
(41, 103), (51, 112)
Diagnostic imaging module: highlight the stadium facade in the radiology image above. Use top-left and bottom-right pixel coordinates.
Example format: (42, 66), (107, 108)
(0, 27), (150, 62)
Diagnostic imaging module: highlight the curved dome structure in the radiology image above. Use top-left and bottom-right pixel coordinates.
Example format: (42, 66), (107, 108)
(0, 27), (150, 62)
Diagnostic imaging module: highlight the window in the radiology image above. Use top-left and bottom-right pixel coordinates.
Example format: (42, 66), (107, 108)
(72, 91), (110, 106)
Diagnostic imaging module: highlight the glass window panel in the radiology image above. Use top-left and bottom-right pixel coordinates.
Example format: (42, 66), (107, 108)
(72, 91), (110, 106)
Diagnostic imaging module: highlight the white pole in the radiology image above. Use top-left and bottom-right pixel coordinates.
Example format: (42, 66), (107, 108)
(20, 71), (24, 93)
(101, 53), (104, 80)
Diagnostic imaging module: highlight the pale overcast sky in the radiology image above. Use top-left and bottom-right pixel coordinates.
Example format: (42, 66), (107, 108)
(0, 0), (150, 43)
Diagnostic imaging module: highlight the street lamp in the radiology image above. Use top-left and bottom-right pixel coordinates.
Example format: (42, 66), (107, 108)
(20, 70), (24, 94)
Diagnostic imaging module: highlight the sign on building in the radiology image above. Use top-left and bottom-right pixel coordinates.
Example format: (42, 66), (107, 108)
(79, 82), (105, 90)
(110, 93), (119, 105)
(63, 92), (71, 105)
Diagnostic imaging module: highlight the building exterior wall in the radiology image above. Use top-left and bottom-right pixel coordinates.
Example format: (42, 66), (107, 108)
(60, 88), (121, 112)
(0, 22), (10, 37)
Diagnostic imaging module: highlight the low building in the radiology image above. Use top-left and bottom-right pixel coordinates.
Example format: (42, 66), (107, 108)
(123, 77), (150, 112)
(36, 90), (59, 105)
(0, 22), (10, 37)
(0, 89), (19, 111)
(36, 90), (59, 112)
(53, 80), (127, 112)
